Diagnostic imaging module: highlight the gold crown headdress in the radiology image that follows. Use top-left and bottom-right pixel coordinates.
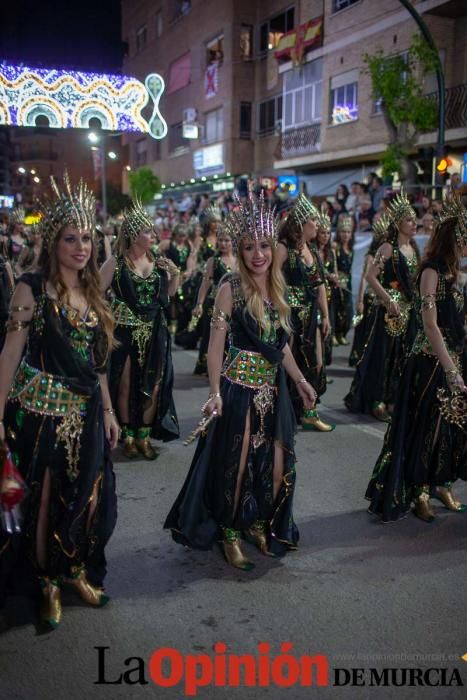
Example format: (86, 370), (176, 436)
(317, 208), (332, 232)
(203, 205), (222, 224)
(10, 207), (25, 225)
(438, 196), (467, 247)
(121, 197), (154, 241)
(337, 215), (354, 232)
(288, 194), (320, 231)
(37, 172), (96, 252)
(372, 213), (391, 242)
(387, 190), (416, 225)
(226, 190), (278, 253)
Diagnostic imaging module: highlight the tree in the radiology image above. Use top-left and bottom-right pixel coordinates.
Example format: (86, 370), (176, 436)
(128, 166), (161, 204)
(363, 34), (439, 186)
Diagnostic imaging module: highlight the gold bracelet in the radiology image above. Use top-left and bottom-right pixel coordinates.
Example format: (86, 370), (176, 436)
(208, 392), (221, 399)
(295, 378), (307, 385)
(103, 407), (115, 415)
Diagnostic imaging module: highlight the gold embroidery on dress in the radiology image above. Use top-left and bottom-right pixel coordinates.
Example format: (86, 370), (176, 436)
(251, 384), (275, 450)
(55, 408), (84, 481)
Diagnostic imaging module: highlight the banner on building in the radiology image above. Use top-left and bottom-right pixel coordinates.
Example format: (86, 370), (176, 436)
(204, 63), (219, 99)
(274, 16), (323, 67)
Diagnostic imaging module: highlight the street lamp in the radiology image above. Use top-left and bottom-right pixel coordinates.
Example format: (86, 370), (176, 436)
(87, 130), (107, 219)
(108, 151), (117, 160)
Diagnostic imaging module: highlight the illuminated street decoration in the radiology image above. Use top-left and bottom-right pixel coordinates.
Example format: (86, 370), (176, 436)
(331, 105), (358, 125)
(0, 63), (167, 139)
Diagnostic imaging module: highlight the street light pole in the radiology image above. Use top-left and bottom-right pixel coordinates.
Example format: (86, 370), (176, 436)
(397, 0), (445, 197)
(101, 133), (107, 220)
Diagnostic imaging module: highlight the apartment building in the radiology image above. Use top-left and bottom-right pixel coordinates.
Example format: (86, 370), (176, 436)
(121, 0), (467, 198)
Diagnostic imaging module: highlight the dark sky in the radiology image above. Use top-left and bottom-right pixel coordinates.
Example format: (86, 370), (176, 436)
(0, 0), (123, 73)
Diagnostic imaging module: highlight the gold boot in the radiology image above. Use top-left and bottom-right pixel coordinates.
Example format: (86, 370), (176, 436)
(222, 528), (254, 571)
(372, 402), (391, 422)
(122, 427), (139, 459)
(63, 565), (109, 606)
(433, 485), (467, 512)
(135, 427), (159, 460)
(39, 577), (62, 629)
(245, 520), (272, 556)
(332, 335), (339, 347)
(302, 409), (335, 432)
(337, 334), (349, 346)
(413, 490), (435, 523)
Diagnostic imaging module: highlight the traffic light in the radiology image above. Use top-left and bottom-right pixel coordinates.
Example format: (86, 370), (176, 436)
(436, 156), (452, 174)
(435, 145), (451, 191)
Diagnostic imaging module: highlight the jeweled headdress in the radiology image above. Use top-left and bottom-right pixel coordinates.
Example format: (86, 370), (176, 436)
(438, 196), (467, 247)
(121, 197), (154, 241)
(387, 190), (416, 225)
(226, 191), (278, 253)
(203, 205), (222, 224)
(288, 194), (320, 231)
(37, 172), (96, 252)
(317, 208), (332, 232)
(372, 213), (391, 242)
(10, 207), (25, 225)
(337, 215), (353, 232)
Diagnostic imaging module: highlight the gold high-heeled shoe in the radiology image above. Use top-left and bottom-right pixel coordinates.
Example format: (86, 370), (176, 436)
(433, 485), (467, 512)
(222, 529), (254, 571)
(302, 409), (335, 432)
(372, 402), (391, 422)
(413, 490), (435, 523)
(39, 577), (62, 629)
(135, 428), (159, 460)
(63, 565), (109, 606)
(245, 520), (271, 556)
(337, 334), (349, 346)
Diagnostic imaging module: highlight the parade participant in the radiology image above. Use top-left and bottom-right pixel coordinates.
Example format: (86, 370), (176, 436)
(165, 191), (317, 569)
(15, 223), (43, 276)
(0, 253), (14, 351)
(316, 211), (339, 359)
(334, 215), (354, 345)
(192, 225), (238, 376)
(276, 194), (334, 431)
(161, 224), (194, 338)
(6, 208), (28, 271)
(0, 174), (118, 628)
(349, 214), (390, 367)
(345, 192), (420, 421)
(101, 199), (180, 460)
(365, 198), (467, 522)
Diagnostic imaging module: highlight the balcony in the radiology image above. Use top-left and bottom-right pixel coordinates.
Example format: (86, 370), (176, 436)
(276, 124), (321, 159)
(425, 84), (467, 131)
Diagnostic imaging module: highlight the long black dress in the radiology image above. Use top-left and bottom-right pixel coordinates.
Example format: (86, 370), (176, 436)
(0, 272), (117, 598)
(344, 242), (419, 414)
(281, 243), (326, 420)
(349, 237), (379, 367)
(165, 242), (192, 339)
(165, 274), (299, 556)
(0, 256), (12, 351)
(365, 260), (466, 521)
(194, 254), (232, 376)
(109, 256), (179, 441)
(334, 244), (353, 340)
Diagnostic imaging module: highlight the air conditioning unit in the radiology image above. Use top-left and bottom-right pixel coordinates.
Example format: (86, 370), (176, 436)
(183, 108), (197, 124)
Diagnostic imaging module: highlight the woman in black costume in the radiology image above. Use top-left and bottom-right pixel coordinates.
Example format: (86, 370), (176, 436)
(277, 194), (334, 431)
(365, 198), (467, 523)
(349, 214), (390, 367)
(0, 175), (118, 629)
(316, 211), (339, 363)
(0, 253), (14, 352)
(334, 215), (354, 346)
(165, 193), (317, 570)
(192, 225), (237, 376)
(101, 199), (180, 460)
(161, 223), (194, 339)
(344, 193), (419, 421)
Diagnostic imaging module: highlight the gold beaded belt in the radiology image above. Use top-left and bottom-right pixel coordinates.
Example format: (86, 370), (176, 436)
(111, 299), (153, 366)
(9, 360), (88, 481)
(222, 346), (277, 389)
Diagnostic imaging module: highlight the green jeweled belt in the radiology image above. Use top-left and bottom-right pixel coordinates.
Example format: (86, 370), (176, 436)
(222, 346), (277, 389)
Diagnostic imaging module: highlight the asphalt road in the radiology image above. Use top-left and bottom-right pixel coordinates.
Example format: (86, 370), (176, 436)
(1, 282), (466, 700)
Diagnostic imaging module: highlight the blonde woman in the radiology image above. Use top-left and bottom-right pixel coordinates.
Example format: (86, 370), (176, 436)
(165, 193), (316, 570)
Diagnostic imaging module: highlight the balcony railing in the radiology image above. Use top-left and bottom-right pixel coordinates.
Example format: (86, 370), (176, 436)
(425, 84), (467, 131)
(277, 124), (321, 159)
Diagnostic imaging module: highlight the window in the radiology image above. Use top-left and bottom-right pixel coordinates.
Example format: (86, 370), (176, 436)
(155, 10), (163, 38)
(169, 122), (190, 152)
(258, 95), (283, 136)
(204, 107), (223, 144)
(372, 51), (409, 114)
(136, 138), (147, 166)
(333, 0), (360, 12)
(168, 52), (192, 94)
(259, 7), (294, 54)
(136, 26), (147, 53)
(240, 102), (252, 138)
(171, 0), (191, 22)
(206, 33), (224, 67)
(283, 58), (322, 130)
(240, 25), (253, 60)
(329, 71), (359, 124)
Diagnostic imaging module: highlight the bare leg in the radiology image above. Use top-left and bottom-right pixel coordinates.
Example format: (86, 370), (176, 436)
(233, 410), (251, 518)
(142, 384), (160, 425)
(117, 356), (131, 424)
(273, 442), (285, 501)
